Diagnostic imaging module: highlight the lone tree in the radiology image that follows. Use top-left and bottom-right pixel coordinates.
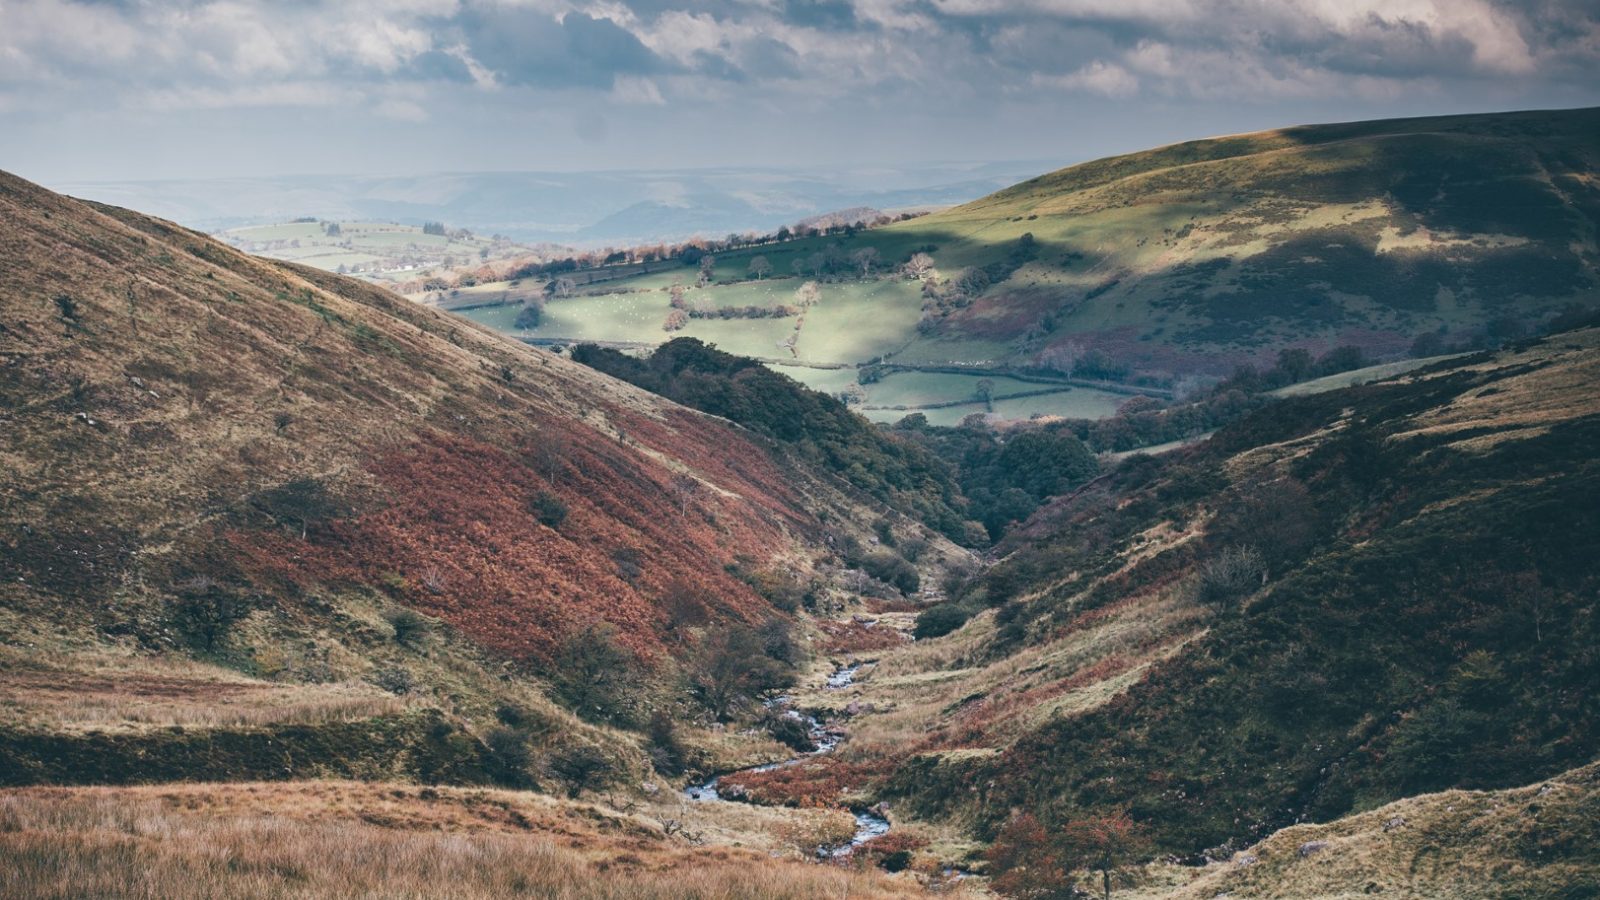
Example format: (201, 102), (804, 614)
(987, 813), (1077, 900)
(689, 625), (795, 720)
(851, 246), (880, 277)
(515, 300), (544, 329)
(904, 251), (935, 278)
(548, 277), (576, 298)
(170, 577), (255, 653)
(793, 281), (821, 308)
(748, 255), (772, 280)
(1060, 810), (1152, 900)
(551, 623), (640, 725)
(669, 473), (698, 519)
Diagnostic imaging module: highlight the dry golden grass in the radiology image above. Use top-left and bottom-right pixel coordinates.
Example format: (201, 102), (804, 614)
(1391, 328), (1600, 449)
(1140, 761), (1600, 900)
(0, 654), (411, 733)
(833, 578), (1207, 756)
(0, 781), (968, 899)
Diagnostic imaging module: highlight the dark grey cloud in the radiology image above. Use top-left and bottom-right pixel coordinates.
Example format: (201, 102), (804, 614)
(457, 9), (672, 89)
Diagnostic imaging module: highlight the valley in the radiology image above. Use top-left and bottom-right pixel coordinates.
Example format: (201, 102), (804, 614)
(3, 105), (1599, 900)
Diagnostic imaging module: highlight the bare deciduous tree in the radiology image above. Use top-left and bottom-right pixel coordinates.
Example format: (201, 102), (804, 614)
(851, 247), (880, 277)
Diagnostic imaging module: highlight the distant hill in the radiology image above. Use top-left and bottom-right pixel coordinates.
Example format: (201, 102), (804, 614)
(464, 107), (1600, 424)
(52, 162), (1051, 247)
(894, 106), (1600, 376)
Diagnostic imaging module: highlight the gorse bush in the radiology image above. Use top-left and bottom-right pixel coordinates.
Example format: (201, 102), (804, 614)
(530, 491), (568, 529)
(385, 608), (433, 649)
(915, 603), (975, 640)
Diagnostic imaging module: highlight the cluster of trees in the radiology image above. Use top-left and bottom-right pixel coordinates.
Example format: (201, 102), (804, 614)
(1023, 343), (1379, 455)
(523, 605), (806, 786)
(893, 421), (1100, 540)
(914, 235), (1036, 331)
(571, 338), (974, 543)
(496, 211), (928, 293)
(789, 244), (884, 281)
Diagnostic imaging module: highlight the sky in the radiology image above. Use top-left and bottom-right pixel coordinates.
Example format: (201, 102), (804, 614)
(1, 0), (1597, 184)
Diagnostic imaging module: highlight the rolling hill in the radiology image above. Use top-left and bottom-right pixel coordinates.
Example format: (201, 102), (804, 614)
(452, 107), (1600, 424)
(0, 167), (972, 795)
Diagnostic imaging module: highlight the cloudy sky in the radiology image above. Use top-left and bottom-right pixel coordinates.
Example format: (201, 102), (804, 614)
(2, 0), (1597, 183)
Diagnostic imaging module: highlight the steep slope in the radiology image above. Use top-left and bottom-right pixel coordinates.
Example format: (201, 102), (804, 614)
(0, 169), (951, 784)
(793, 326), (1599, 865)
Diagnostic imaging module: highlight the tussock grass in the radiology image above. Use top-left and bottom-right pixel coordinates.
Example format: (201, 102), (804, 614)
(1151, 761), (1600, 900)
(0, 783), (952, 899)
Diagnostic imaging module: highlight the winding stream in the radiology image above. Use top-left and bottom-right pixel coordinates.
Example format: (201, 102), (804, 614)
(685, 660), (889, 858)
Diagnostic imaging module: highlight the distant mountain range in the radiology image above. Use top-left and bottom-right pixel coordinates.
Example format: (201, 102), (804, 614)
(48, 161), (1056, 247)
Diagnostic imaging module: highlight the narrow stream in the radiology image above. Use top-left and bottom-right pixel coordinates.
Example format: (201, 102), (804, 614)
(685, 660), (889, 858)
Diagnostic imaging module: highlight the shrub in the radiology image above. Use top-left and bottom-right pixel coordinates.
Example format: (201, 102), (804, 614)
(530, 491), (568, 529)
(169, 577), (255, 652)
(860, 552), (920, 595)
(1196, 545), (1266, 609)
(485, 726), (534, 787)
(372, 665), (416, 695)
(514, 302), (543, 329)
(914, 603), (974, 640)
(987, 813), (1076, 900)
(765, 712), (816, 753)
(547, 743), (615, 798)
(647, 710), (687, 776)
(384, 608), (432, 649)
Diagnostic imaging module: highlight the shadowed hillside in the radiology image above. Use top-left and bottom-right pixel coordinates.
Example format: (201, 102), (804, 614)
(769, 325), (1599, 891)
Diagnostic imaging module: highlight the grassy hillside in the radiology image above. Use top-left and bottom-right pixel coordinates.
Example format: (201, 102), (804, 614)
(0, 167), (971, 797)
(759, 326), (1600, 879)
(1160, 760), (1600, 900)
(449, 107), (1599, 421)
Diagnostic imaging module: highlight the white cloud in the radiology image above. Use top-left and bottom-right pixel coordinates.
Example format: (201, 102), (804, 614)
(1034, 60), (1138, 97)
